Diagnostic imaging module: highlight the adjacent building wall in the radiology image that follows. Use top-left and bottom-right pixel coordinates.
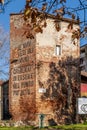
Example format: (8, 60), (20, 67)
(81, 71), (87, 97)
(80, 44), (87, 71)
(2, 80), (10, 119)
(0, 81), (3, 120)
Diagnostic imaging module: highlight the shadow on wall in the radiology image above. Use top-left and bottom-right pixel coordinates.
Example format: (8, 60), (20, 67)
(10, 96), (36, 121)
(38, 56), (80, 125)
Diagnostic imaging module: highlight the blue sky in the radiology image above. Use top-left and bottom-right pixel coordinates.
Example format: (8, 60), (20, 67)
(0, 0), (86, 80)
(0, 0), (86, 45)
(0, 0), (26, 80)
(0, 0), (26, 31)
(0, 0), (86, 31)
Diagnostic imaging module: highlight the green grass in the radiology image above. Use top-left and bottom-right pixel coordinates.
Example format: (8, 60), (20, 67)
(1, 124), (87, 130)
(49, 124), (87, 130)
(0, 126), (34, 130)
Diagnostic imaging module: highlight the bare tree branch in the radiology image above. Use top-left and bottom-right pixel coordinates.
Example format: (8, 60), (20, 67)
(25, 0), (87, 43)
(0, 26), (9, 81)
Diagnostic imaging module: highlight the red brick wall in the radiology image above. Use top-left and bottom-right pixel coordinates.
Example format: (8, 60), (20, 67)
(10, 13), (80, 125)
(35, 18), (80, 125)
(10, 14), (36, 121)
(36, 47), (80, 125)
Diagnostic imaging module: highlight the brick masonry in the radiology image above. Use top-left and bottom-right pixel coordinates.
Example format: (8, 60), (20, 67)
(10, 13), (80, 125)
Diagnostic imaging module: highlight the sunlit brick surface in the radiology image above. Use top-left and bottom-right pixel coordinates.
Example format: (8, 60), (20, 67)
(10, 13), (80, 125)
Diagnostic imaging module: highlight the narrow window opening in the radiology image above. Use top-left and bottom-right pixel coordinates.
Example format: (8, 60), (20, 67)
(56, 45), (61, 55)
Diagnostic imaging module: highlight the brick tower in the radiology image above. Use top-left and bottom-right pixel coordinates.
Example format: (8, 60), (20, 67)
(10, 13), (80, 125)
